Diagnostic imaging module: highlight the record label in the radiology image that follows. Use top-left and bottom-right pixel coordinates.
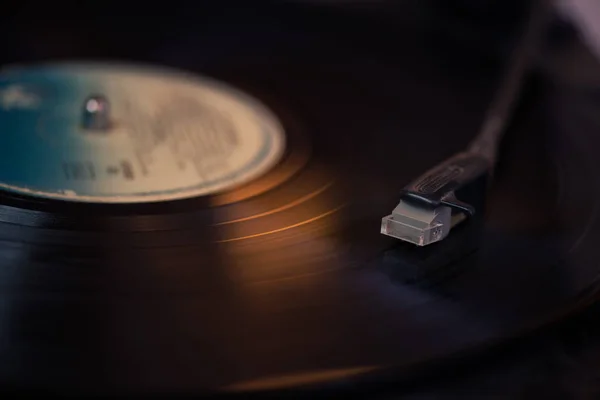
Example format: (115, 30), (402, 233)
(0, 63), (285, 203)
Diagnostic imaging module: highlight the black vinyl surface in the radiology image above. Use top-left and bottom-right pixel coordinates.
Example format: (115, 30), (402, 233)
(0, 1), (599, 396)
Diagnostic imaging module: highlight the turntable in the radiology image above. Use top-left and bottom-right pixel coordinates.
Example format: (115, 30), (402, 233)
(0, 0), (598, 396)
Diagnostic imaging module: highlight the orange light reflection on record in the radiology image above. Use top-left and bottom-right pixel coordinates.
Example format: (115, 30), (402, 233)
(210, 149), (309, 207)
(218, 203), (346, 282)
(222, 366), (380, 392)
(216, 172), (348, 283)
(216, 204), (344, 242)
(214, 182), (333, 226)
(214, 202), (360, 385)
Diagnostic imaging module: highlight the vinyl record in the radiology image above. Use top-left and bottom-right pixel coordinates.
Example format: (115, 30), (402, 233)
(0, 1), (598, 396)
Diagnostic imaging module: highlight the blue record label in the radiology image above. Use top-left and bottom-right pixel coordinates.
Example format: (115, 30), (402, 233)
(0, 63), (285, 203)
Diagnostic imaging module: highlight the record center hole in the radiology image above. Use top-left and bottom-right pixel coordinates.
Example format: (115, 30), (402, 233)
(82, 95), (114, 131)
